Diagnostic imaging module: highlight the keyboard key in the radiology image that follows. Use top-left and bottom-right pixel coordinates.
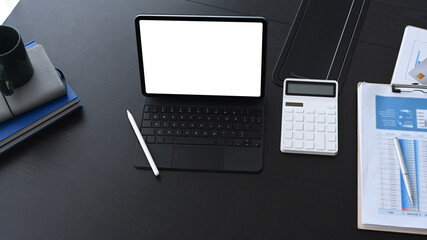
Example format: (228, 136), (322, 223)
(160, 122), (169, 128)
(155, 136), (164, 143)
(142, 120), (151, 128)
(175, 137), (215, 145)
(165, 130), (173, 136)
(160, 114), (168, 121)
(141, 128), (154, 135)
(152, 121), (160, 128)
(152, 114), (159, 120)
(155, 129), (164, 135)
(284, 131), (293, 139)
(165, 137), (173, 144)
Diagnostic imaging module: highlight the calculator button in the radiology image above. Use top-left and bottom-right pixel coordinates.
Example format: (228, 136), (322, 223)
(294, 140), (303, 149)
(326, 116), (336, 124)
(306, 108), (315, 114)
(316, 109), (325, 115)
(284, 123), (293, 130)
(285, 108), (294, 113)
(326, 142), (336, 151)
(327, 110), (336, 115)
(316, 115), (325, 123)
(315, 133), (325, 150)
(295, 108), (304, 113)
(305, 132), (314, 140)
(326, 125), (336, 133)
(316, 124), (325, 132)
(295, 114), (304, 122)
(326, 133), (336, 142)
(285, 114), (294, 121)
(306, 115), (315, 123)
(284, 131), (293, 139)
(305, 123), (314, 131)
(283, 140), (293, 148)
(328, 105), (336, 109)
(295, 132), (303, 140)
(294, 123), (304, 131)
(304, 141), (314, 149)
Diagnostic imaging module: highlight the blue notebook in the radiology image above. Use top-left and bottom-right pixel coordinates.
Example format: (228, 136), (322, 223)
(0, 83), (81, 153)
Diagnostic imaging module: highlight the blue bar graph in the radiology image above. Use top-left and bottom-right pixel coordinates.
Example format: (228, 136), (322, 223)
(399, 139), (419, 211)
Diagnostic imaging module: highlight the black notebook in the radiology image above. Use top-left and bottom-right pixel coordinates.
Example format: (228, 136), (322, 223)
(133, 15), (267, 172)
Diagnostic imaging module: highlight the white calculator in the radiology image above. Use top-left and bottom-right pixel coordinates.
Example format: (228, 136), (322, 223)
(280, 78), (338, 156)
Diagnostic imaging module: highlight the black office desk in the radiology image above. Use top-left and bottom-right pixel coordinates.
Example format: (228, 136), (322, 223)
(1, 0), (426, 239)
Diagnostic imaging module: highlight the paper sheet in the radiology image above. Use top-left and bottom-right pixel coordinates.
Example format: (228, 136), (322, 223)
(391, 26), (427, 85)
(359, 82), (427, 229)
(0, 0), (20, 24)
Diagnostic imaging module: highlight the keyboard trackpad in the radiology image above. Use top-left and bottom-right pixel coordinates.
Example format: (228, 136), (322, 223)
(172, 147), (224, 170)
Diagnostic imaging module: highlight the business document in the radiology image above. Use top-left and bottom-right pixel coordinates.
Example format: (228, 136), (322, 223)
(358, 82), (427, 231)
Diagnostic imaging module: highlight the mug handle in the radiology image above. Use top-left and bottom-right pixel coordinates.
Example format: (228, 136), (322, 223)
(0, 65), (14, 96)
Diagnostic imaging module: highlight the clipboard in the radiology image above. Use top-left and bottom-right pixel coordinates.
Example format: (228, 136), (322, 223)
(357, 82), (427, 235)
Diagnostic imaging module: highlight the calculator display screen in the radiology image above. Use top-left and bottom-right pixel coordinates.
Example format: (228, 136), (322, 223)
(286, 81), (336, 97)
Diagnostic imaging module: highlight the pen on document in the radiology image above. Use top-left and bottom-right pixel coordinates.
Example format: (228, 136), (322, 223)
(393, 137), (414, 206)
(127, 110), (159, 176)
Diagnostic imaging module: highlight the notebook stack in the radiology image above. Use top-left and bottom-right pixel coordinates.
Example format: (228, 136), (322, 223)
(0, 42), (82, 155)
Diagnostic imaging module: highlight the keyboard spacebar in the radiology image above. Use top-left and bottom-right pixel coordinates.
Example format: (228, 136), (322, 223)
(174, 137), (216, 145)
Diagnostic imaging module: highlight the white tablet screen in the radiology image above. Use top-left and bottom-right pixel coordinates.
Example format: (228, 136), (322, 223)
(138, 19), (264, 97)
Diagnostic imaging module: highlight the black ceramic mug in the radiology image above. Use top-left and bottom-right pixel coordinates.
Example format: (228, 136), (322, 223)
(0, 25), (34, 96)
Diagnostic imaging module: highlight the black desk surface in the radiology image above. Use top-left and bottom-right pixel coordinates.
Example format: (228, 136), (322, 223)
(2, 0), (427, 239)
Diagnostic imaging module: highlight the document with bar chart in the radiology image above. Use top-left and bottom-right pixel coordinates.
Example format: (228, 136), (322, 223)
(391, 26), (427, 85)
(358, 82), (427, 235)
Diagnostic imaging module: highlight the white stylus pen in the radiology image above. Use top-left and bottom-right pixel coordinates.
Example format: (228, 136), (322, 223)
(127, 110), (159, 176)
(393, 137), (414, 206)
